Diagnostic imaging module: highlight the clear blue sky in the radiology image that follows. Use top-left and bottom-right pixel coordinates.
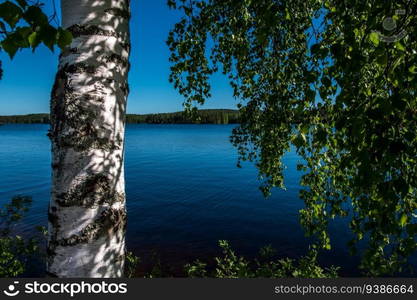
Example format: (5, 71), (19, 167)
(0, 1), (236, 115)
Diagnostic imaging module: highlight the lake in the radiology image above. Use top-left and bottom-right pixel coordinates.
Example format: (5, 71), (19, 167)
(0, 124), (369, 276)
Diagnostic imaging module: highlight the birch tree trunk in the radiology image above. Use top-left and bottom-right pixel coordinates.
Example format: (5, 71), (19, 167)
(47, 0), (130, 277)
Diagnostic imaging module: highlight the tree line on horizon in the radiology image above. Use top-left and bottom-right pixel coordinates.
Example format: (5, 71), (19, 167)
(0, 109), (240, 125)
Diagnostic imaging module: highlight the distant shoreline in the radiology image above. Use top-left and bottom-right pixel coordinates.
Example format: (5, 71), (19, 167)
(0, 109), (240, 125)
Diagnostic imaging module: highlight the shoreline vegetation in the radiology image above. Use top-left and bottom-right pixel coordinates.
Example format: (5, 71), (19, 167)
(1, 196), (338, 278)
(0, 109), (240, 125)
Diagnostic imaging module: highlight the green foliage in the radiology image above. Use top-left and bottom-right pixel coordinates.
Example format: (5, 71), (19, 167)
(213, 240), (252, 278)
(144, 251), (166, 278)
(168, 0), (417, 275)
(0, 195), (32, 236)
(126, 109), (239, 124)
(0, 196), (41, 277)
(0, 0), (72, 78)
(184, 240), (338, 278)
(0, 113), (50, 124)
(184, 259), (207, 277)
(124, 251), (140, 278)
(0, 236), (39, 277)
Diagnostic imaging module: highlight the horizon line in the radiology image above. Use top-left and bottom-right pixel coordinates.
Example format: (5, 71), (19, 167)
(0, 108), (239, 117)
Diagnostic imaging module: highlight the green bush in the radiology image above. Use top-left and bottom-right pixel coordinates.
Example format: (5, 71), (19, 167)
(125, 251), (140, 278)
(0, 196), (43, 277)
(184, 240), (338, 278)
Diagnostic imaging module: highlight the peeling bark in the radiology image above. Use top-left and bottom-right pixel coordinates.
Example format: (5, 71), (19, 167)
(48, 0), (130, 278)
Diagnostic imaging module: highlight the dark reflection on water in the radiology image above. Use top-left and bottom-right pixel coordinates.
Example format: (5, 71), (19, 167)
(0, 124), (369, 276)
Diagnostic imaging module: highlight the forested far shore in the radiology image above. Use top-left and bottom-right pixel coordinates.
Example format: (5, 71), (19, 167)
(0, 109), (240, 125)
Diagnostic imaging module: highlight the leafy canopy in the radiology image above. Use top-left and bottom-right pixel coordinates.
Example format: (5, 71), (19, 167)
(0, 0), (72, 79)
(168, 0), (417, 275)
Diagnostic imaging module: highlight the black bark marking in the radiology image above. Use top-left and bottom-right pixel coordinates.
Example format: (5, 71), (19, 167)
(59, 47), (79, 59)
(120, 42), (131, 53)
(103, 53), (129, 68)
(57, 127), (121, 152)
(47, 205), (60, 265)
(104, 8), (131, 19)
(121, 83), (130, 96)
(56, 207), (127, 247)
(67, 24), (122, 39)
(56, 174), (125, 208)
(48, 211), (59, 225)
(65, 63), (97, 74)
(50, 64), (72, 144)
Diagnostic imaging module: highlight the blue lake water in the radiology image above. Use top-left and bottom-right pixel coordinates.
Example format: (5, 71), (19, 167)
(0, 124), (374, 276)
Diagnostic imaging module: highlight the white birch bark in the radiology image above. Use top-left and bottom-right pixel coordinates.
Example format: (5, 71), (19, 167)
(47, 0), (130, 278)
